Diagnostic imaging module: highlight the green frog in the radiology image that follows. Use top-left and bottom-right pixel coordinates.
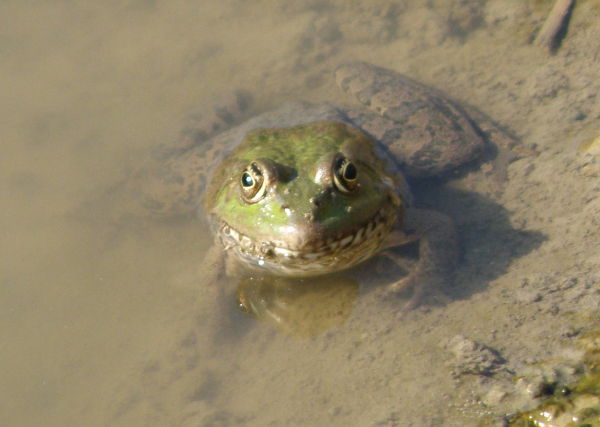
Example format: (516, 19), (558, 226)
(138, 61), (516, 309)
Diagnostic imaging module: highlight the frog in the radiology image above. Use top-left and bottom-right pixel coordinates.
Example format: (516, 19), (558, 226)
(135, 61), (517, 309)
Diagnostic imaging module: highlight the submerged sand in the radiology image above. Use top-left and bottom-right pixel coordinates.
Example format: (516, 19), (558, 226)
(2, 1), (600, 425)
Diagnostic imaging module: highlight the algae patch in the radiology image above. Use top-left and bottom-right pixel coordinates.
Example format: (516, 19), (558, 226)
(509, 330), (600, 426)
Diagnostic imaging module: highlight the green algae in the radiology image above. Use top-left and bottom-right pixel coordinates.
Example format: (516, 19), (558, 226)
(508, 331), (600, 426)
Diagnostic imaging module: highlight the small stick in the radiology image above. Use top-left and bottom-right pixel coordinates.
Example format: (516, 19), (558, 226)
(534, 0), (575, 52)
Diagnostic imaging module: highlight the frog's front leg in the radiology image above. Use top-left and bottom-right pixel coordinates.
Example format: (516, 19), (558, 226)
(200, 243), (227, 286)
(382, 208), (458, 310)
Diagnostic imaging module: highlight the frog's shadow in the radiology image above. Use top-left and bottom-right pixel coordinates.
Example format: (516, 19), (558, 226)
(360, 180), (546, 305)
(217, 182), (546, 336)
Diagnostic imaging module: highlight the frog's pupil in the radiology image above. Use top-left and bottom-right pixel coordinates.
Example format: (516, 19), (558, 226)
(242, 172), (254, 187)
(344, 163), (357, 180)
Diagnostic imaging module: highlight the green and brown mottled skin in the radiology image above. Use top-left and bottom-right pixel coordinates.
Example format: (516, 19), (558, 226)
(135, 61), (517, 309)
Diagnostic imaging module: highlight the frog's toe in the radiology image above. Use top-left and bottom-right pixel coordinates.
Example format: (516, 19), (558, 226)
(387, 271), (422, 310)
(387, 270), (415, 294)
(388, 270), (451, 312)
(384, 208), (458, 310)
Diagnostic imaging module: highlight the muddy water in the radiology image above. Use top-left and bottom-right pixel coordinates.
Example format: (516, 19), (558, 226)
(4, 1), (599, 426)
(2, 1), (381, 425)
(0, 2), (263, 426)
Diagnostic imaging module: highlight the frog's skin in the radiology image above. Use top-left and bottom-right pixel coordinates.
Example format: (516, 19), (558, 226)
(141, 62), (515, 308)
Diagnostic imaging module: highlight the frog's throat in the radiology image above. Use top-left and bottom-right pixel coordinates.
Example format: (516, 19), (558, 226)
(215, 204), (398, 276)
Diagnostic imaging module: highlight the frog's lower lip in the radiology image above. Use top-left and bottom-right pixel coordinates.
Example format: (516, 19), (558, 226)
(216, 205), (397, 266)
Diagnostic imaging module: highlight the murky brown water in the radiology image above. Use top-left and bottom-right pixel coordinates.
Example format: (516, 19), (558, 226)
(1, 2), (376, 425)
(0, 2), (264, 425)
(4, 1), (599, 426)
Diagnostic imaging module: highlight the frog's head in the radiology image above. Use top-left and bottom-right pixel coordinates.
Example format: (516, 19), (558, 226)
(204, 120), (403, 276)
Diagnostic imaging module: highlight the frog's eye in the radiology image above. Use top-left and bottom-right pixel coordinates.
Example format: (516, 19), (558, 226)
(333, 156), (358, 194)
(240, 162), (267, 203)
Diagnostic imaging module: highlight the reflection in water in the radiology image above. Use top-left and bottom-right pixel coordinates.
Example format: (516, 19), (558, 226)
(236, 274), (359, 338)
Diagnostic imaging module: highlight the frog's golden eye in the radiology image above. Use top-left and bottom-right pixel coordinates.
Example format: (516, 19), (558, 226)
(240, 162), (267, 203)
(333, 155), (358, 194)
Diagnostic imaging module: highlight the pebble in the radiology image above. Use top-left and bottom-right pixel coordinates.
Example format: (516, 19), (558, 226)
(444, 335), (505, 376)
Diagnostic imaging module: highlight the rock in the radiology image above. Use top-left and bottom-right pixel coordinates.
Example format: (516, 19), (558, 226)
(482, 384), (509, 406)
(444, 335), (506, 376)
(577, 135), (600, 177)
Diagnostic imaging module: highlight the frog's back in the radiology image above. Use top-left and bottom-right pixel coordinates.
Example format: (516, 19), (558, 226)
(335, 62), (487, 178)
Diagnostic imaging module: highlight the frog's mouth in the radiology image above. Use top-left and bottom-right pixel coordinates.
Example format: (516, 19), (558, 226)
(215, 204), (398, 276)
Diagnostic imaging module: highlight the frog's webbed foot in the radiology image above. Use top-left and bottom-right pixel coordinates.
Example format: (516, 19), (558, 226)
(383, 208), (458, 311)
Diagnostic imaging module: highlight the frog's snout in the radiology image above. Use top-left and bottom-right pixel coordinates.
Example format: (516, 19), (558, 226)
(274, 220), (327, 251)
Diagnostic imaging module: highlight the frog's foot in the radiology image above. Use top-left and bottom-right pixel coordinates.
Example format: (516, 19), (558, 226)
(384, 208), (458, 311)
(388, 257), (453, 312)
(376, 249), (413, 276)
(373, 228), (419, 273)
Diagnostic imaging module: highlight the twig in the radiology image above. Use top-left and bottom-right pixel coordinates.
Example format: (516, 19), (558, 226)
(534, 0), (575, 52)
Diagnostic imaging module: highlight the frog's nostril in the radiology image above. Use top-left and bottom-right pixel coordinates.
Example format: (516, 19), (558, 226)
(281, 204), (292, 216)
